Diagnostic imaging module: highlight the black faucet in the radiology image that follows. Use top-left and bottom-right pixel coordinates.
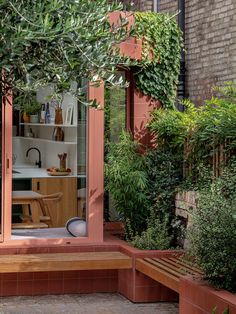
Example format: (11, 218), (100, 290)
(26, 147), (42, 168)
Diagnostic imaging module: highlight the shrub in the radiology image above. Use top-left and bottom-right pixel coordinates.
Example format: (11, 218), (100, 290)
(130, 211), (173, 250)
(105, 131), (150, 235)
(187, 165), (236, 292)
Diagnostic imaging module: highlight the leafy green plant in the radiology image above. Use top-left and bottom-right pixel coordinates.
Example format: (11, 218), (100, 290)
(132, 12), (183, 108)
(105, 131), (150, 235)
(0, 0), (130, 98)
(130, 211), (172, 250)
(145, 147), (182, 216)
(14, 90), (41, 115)
(148, 83), (236, 183)
(187, 164), (236, 293)
(22, 100), (41, 115)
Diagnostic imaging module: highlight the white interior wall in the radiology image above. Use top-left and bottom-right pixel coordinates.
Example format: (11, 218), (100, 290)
(13, 84), (80, 174)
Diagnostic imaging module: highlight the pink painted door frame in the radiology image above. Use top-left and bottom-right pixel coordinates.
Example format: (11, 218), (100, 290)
(0, 82), (104, 246)
(1, 86), (13, 242)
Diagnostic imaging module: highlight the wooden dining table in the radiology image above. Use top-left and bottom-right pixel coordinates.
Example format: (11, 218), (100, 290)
(12, 191), (45, 224)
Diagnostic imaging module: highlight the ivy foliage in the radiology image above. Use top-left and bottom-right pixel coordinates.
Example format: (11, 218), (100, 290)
(0, 0), (130, 97)
(132, 12), (182, 108)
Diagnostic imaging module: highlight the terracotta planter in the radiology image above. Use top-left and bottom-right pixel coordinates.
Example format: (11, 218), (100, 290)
(180, 277), (236, 314)
(103, 221), (124, 236)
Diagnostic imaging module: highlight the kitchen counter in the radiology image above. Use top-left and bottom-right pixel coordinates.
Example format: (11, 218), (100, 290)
(13, 165), (84, 179)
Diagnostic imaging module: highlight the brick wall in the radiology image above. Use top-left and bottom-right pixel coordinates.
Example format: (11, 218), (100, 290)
(159, 0), (177, 13)
(120, 0), (236, 105)
(158, 0), (236, 105)
(121, 0), (153, 11)
(185, 0), (236, 105)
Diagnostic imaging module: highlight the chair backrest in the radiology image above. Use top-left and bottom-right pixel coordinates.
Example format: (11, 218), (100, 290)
(39, 192), (63, 226)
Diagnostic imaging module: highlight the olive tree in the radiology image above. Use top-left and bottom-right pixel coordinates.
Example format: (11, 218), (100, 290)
(0, 0), (130, 98)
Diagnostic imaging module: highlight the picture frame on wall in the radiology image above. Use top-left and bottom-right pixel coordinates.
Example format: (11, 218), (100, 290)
(65, 105), (74, 125)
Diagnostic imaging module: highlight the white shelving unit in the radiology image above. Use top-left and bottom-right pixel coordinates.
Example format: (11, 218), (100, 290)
(13, 84), (87, 178)
(20, 123), (77, 128)
(14, 136), (77, 145)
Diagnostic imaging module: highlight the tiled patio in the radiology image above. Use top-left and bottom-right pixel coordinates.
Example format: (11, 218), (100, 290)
(0, 293), (179, 314)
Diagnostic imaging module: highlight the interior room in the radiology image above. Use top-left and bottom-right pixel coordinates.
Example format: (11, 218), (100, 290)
(11, 81), (88, 239)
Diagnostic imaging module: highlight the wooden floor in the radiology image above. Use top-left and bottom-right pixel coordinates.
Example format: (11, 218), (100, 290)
(136, 256), (203, 293)
(0, 251), (132, 273)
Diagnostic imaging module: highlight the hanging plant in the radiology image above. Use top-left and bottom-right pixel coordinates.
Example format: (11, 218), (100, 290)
(132, 12), (183, 108)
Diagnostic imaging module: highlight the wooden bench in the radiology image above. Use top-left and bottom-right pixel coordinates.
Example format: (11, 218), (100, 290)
(136, 256), (203, 293)
(0, 251), (132, 273)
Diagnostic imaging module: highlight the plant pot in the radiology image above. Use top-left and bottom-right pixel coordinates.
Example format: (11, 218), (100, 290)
(55, 108), (63, 125)
(23, 113), (30, 123)
(30, 114), (39, 123)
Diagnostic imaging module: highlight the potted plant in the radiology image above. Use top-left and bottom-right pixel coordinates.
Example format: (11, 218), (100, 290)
(23, 99), (41, 123)
(14, 91), (41, 123)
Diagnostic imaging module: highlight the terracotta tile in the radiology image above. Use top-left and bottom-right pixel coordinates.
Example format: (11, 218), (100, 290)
(48, 271), (63, 280)
(48, 280), (63, 294)
(17, 280), (33, 296)
(63, 271), (79, 279)
(2, 273), (17, 280)
(77, 278), (93, 293)
(160, 286), (179, 302)
(179, 299), (205, 314)
(32, 280), (49, 295)
(2, 280), (18, 296)
(63, 279), (79, 294)
(33, 272), (49, 280)
(18, 272), (34, 281)
(77, 246), (95, 253)
(108, 277), (118, 292)
(94, 246), (117, 252)
(18, 247), (49, 254)
(79, 270), (95, 279)
(93, 278), (110, 292)
(0, 248), (18, 255)
(48, 247), (68, 253)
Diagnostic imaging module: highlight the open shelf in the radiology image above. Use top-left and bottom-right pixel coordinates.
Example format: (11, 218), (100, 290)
(13, 136), (77, 145)
(20, 123), (77, 128)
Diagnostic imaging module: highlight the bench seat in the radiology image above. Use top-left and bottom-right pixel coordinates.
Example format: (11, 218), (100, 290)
(136, 256), (203, 293)
(0, 251), (132, 273)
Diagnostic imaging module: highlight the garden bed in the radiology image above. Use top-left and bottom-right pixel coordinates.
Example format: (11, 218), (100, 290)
(180, 277), (236, 314)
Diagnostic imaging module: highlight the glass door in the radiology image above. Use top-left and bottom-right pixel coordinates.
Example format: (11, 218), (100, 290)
(0, 95), (2, 241)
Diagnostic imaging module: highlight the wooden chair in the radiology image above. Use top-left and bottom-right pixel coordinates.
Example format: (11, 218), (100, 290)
(38, 192), (63, 228)
(77, 188), (86, 218)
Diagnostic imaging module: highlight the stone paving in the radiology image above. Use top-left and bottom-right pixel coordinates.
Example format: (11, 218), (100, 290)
(0, 293), (179, 314)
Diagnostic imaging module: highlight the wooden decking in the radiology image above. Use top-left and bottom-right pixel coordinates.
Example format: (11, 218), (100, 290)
(0, 251), (132, 273)
(136, 256), (203, 293)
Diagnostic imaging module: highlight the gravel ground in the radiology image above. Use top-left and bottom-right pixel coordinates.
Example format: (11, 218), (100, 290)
(0, 293), (178, 314)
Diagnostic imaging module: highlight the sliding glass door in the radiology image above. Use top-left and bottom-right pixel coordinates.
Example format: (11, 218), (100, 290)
(0, 96), (2, 241)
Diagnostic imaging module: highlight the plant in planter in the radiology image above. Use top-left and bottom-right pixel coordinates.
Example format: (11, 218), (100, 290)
(105, 131), (150, 236)
(22, 99), (41, 123)
(14, 90), (41, 123)
(187, 163), (236, 293)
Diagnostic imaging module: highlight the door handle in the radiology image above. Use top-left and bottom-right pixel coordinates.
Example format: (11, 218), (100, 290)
(6, 155), (10, 174)
(37, 181), (40, 191)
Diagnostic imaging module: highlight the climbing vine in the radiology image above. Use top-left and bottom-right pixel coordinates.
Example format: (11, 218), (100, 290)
(133, 12), (183, 108)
